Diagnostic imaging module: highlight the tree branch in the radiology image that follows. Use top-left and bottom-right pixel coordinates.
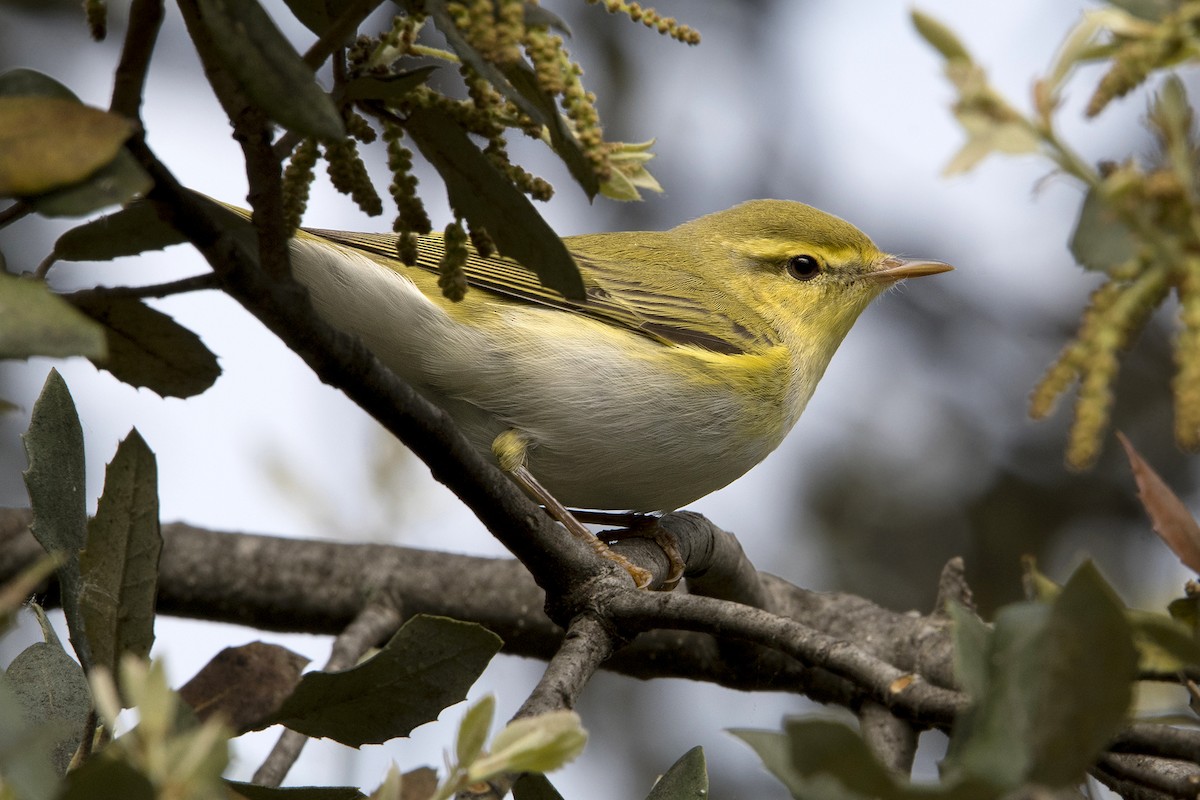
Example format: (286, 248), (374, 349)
(253, 593), (405, 786)
(109, 0), (163, 120)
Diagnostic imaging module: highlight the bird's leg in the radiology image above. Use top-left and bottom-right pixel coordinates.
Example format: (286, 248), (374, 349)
(572, 510), (685, 590)
(604, 524), (685, 592)
(492, 430), (654, 589)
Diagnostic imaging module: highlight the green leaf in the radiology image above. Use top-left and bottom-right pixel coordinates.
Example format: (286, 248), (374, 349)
(196, 0), (344, 140)
(1129, 610), (1200, 673)
(1108, 0), (1176, 21)
(645, 745), (708, 800)
(0, 670), (61, 800)
(732, 728), (887, 800)
(6, 641), (91, 774)
(404, 106), (584, 300)
(272, 615), (502, 746)
(1025, 562), (1136, 787)
(58, 755), (155, 800)
(786, 720), (899, 799)
(78, 428), (162, 676)
(28, 149), (152, 218)
(512, 773), (566, 800)
(279, 0), (337, 35)
(1070, 187), (1139, 272)
(69, 294), (221, 398)
(911, 10), (972, 62)
(424, 0), (598, 198)
(467, 710), (587, 781)
(342, 67), (437, 102)
(948, 602), (989, 700)
(730, 729), (809, 799)
(0, 273), (107, 360)
(0, 70), (151, 216)
(943, 602), (1048, 788)
(22, 368), (91, 667)
(0, 68), (78, 100)
(54, 201), (188, 263)
(1168, 594), (1200, 637)
(945, 562), (1137, 790)
(0, 97), (132, 197)
(226, 782), (366, 800)
(456, 695), (495, 767)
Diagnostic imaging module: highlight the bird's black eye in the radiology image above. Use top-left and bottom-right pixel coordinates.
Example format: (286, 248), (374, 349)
(786, 255), (821, 281)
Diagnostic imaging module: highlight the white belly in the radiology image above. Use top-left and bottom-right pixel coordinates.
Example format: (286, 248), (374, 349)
(290, 238), (793, 511)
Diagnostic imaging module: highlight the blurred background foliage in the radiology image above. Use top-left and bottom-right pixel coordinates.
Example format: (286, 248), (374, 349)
(1, 1), (1195, 797)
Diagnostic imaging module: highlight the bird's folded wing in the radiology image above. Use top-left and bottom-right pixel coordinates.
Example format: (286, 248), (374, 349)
(306, 227), (770, 355)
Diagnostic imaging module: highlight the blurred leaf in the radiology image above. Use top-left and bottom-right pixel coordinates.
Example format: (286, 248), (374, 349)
(1168, 593), (1200, 636)
(948, 602), (990, 700)
(0, 97), (132, 196)
(0, 68), (78, 100)
(731, 728), (887, 800)
(405, 106), (584, 300)
(196, 0), (344, 140)
(785, 720), (898, 799)
(28, 151), (152, 218)
(911, 9), (972, 62)
(58, 755), (154, 800)
(22, 368), (91, 667)
(1070, 188), (1139, 272)
(279, 0), (336, 35)
(227, 783), (367, 800)
(69, 294), (221, 398)
(0, 273), (107, 360)
(398, 767), (438, 800)
(944, 115), (1040, 176)
(424, 0), (598, 198)
(644, 745), (707, 800)
(0, 556), (61, 634)
(1019, 556), (1061, 602)
(342, 67), (437, 101)
(512, 773), (566, 800)
(0, 69), (150, 215)
(54, 201), (187, 262)
(456, 695), (494, 768)
(467, 710), (587, 782)
(0, 671), (62, 800)
(179, 642), (310, 733)
(272, 615), (502, 746)
(524, 4), (571, 35)
(78, 428), (161, 677)
(1118, 431), (1200, 572)
(366, 764), (402, 800)
(1109, 0), (1176, 21)
(945, 562), (1137, 790)
(6, 641), (90, 774)
(1128, 610), (1200, 673)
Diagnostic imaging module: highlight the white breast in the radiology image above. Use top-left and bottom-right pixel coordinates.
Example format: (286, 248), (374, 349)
(289, 237), (793, 511)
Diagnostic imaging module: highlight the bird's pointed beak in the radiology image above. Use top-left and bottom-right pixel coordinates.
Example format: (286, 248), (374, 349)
(871, 256), (954, 283)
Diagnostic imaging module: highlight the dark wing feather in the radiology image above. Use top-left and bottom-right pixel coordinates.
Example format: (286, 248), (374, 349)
(305, 227), (770, 355)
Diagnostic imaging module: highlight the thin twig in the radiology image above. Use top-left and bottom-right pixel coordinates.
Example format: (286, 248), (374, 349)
(610, 590), (964, 729)
(109, 0), (164, 120)
(0, 202), (31, 230)
(301, 0), (388, 70)
(67, 274), (220, 300)
(253, 593), (405, 786)
(464, 614), (620, 800)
